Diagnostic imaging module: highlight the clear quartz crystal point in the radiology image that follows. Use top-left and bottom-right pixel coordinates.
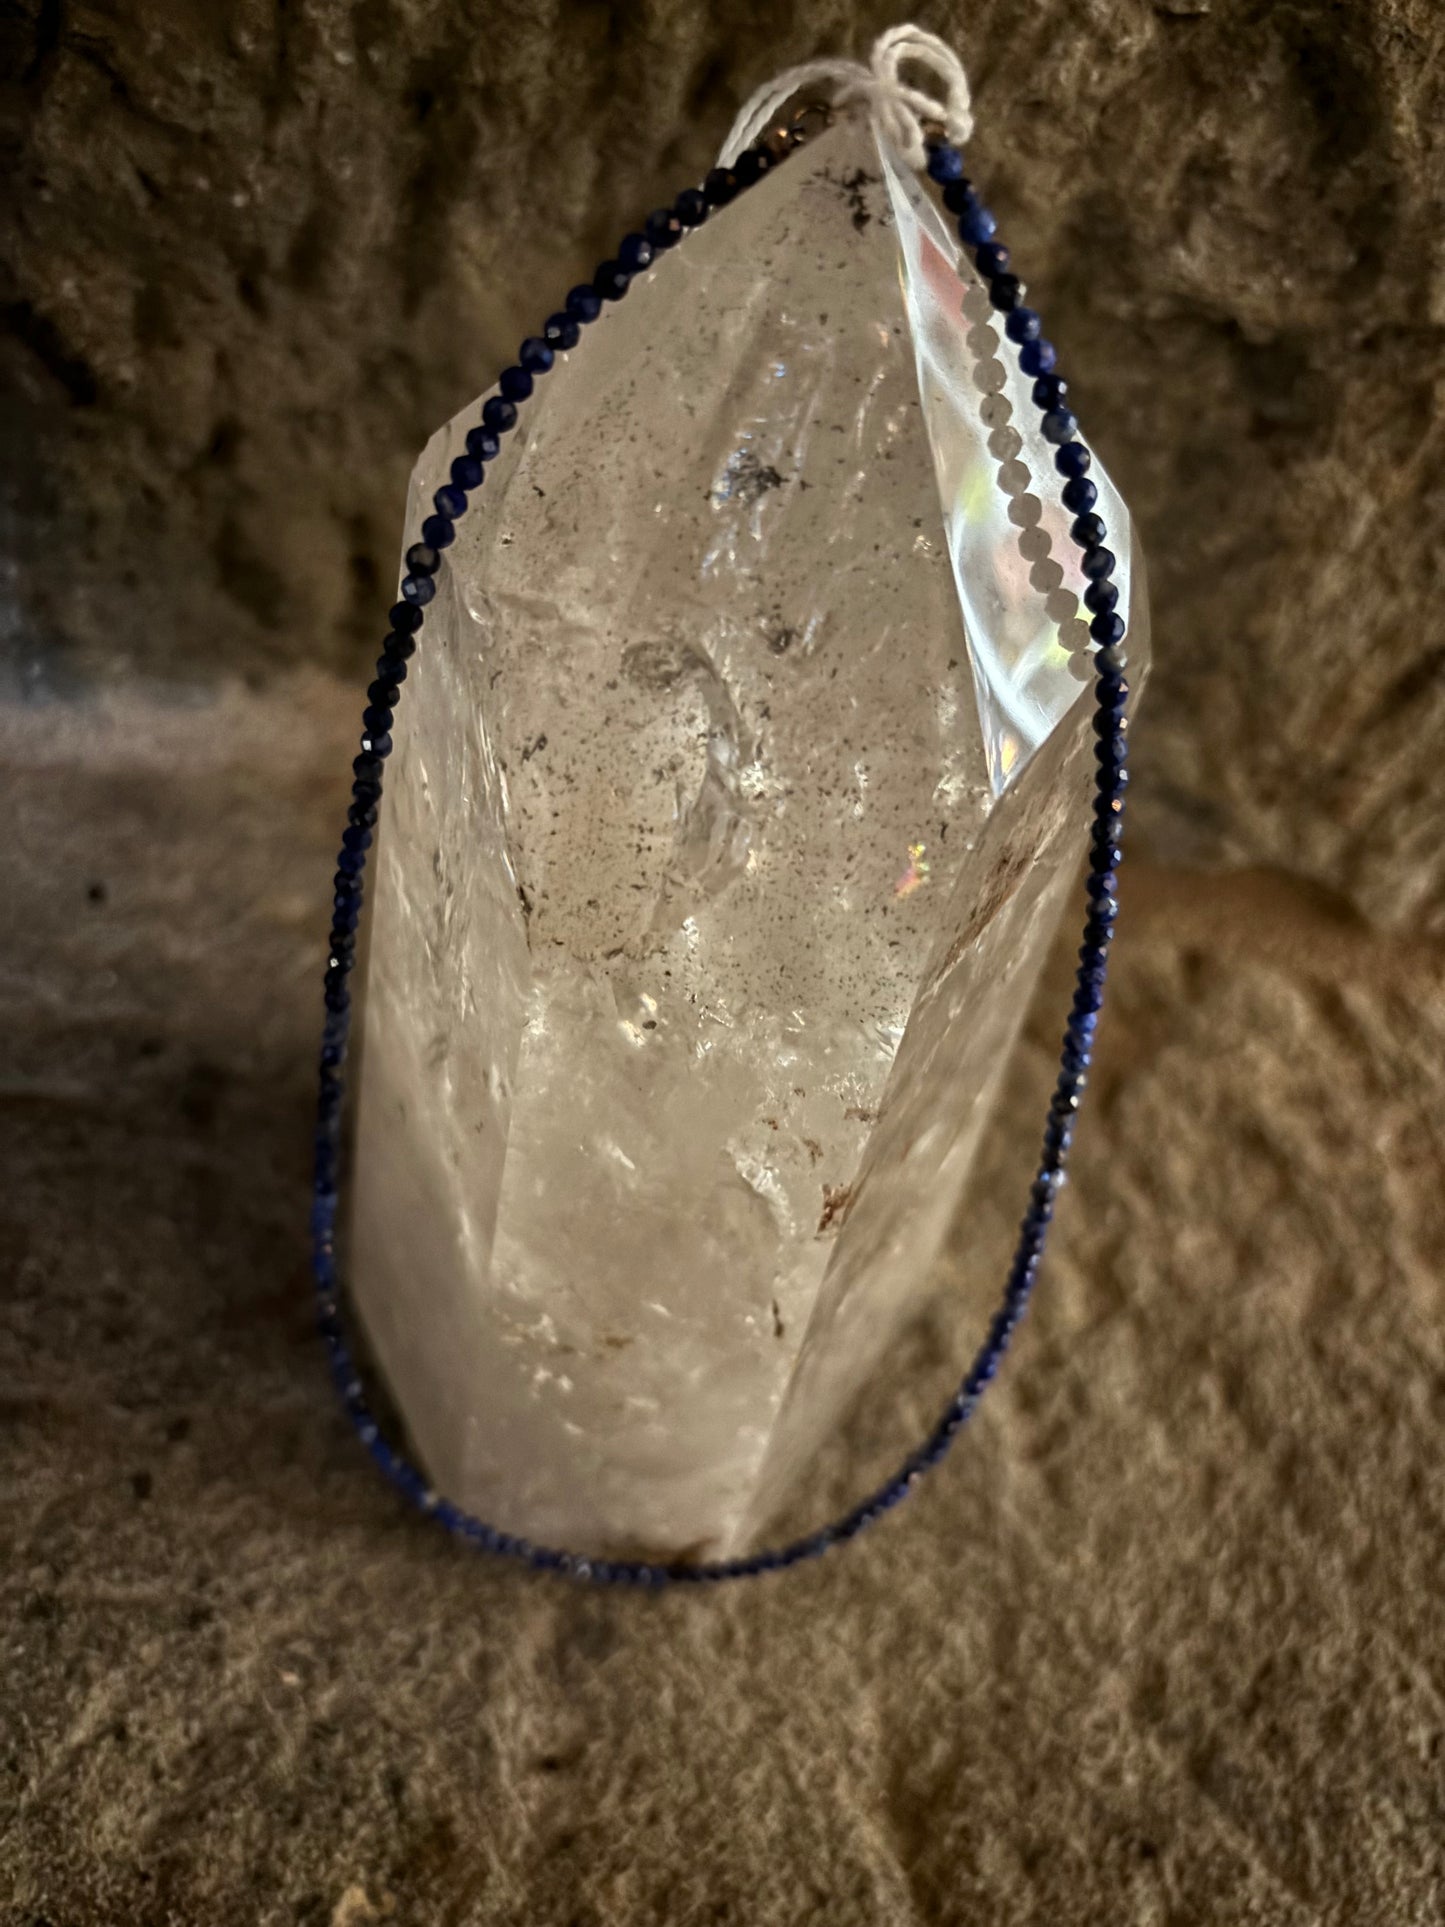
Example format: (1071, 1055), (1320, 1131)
(350, 116), (1147, 1560)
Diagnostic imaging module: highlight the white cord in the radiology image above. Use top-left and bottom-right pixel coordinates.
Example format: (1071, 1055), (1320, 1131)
(717, 23), (974, 173)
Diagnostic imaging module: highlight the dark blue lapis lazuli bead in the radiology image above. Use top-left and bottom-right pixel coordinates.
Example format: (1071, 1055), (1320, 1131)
(565, 283), (602, 323)
(958, 202), (997, 246)
(465, 425), (501, 463)
(1043, 408), (1078, 445)
(644, 207), (683, 250)
(703, 167), (738, 207)
(433, 483), (466, 520)
(927, 143), (965, 183)
(1096, 642), (1128, 677)
(389, 601), (423, 634)
(1019, 338), (1057, 376)
(1091, 611), (1126, 645)
(975, 240), (1010, 278)
(733, 147), (770, 188)
(543, 311), (580, 351)
(1084, 578), (1119, 615)
(1070, 512), (1107, 549)
(674, 186), (708, 226)
(593, 260), (631, 302)
(404, 542), (439, 577)
(1034, 372), (1069, 410)
(401, 573), (435, 606)
(617, 232), (654, 274)
(1061, 474), (1096, 514)
(499, 367), (532, 405)
(518, 336), (554, 375)
(1056, 441), (1092, 478)
(1005, 306), (1042, 344)
(988, 273), (1021, 312)
(422, 513), (455, 550)
(451, 454), (484, 490)
(380, 628), (415, 661)
(1082, 545), (1116, 581)
(481, 395), (517, 433)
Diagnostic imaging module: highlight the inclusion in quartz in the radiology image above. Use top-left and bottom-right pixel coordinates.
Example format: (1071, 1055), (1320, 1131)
(349, 115), (1147, 1559)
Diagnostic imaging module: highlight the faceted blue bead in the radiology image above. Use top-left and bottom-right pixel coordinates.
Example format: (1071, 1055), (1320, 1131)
(1019, 338), (1057, 376)
(404, 542), (439, 577)
(1069, 512), (1106, 548)
(593, 260), (631, 302)
(1096, 641), (1128, 677)
(1055, 441), (1092, 478)
(1004, 306), (1042, 344)
(674, 187), (708, 226)
(1061, 474), (1096, 513)
(422, 513), (456, 550)
(928, 142), (965, 183)
(644, 207), (683, 250)
(988, 273), (1021, 311)
(1096, 674), (1129, 713)
(565, 283), (602, 322)
(703, 167), (738, 206)
(465, 425), (501, 461)
(1081, 545), (1116, 581)
(1042, 408), (1078, 445)
(1034, 373), (1070, 410)
(1091, 611), (1127, 645)
(481, 395), (517, 433)
(450, 454), (484, 489)
(499, 364), (532, 403)
(733, 148), (769, 188)
(617, 232), (654, 273)
(518, 336), (554, 374)
(958, 203), (997, 245)
(543, 311), (580, 351)
(401, 572), (435, 605)
(389, 601), (423, 633)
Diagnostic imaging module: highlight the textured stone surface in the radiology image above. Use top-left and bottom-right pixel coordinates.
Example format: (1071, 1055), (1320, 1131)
(5, 0), (1445, 929)
(2, 0), (1444, 1917)
(352, 119), (1144, 1558)
(2, 685), (1442, 1922)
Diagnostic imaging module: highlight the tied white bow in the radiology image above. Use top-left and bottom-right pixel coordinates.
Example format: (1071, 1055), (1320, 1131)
(718, 23), (974, 173)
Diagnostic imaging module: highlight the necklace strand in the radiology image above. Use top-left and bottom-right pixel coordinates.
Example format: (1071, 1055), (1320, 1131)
(310, 118), (1131, 1585)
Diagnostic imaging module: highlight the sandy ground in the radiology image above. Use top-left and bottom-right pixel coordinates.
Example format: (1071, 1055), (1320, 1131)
(1, 676), (1441, 1924)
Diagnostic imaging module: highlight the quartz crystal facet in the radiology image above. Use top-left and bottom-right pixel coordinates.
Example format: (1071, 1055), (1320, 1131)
(349, 118), (1148, 1560)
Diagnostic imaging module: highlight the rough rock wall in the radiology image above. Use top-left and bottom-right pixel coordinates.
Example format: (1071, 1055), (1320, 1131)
(3, 6), (1445, 1922)
(4, 0), (1444, 916)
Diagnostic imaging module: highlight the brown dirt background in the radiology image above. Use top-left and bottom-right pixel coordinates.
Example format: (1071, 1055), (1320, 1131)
(2, 1), (1443, 1921)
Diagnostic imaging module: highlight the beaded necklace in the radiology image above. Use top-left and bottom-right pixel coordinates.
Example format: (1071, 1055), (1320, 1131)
(310, 32), (1132, 1586)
